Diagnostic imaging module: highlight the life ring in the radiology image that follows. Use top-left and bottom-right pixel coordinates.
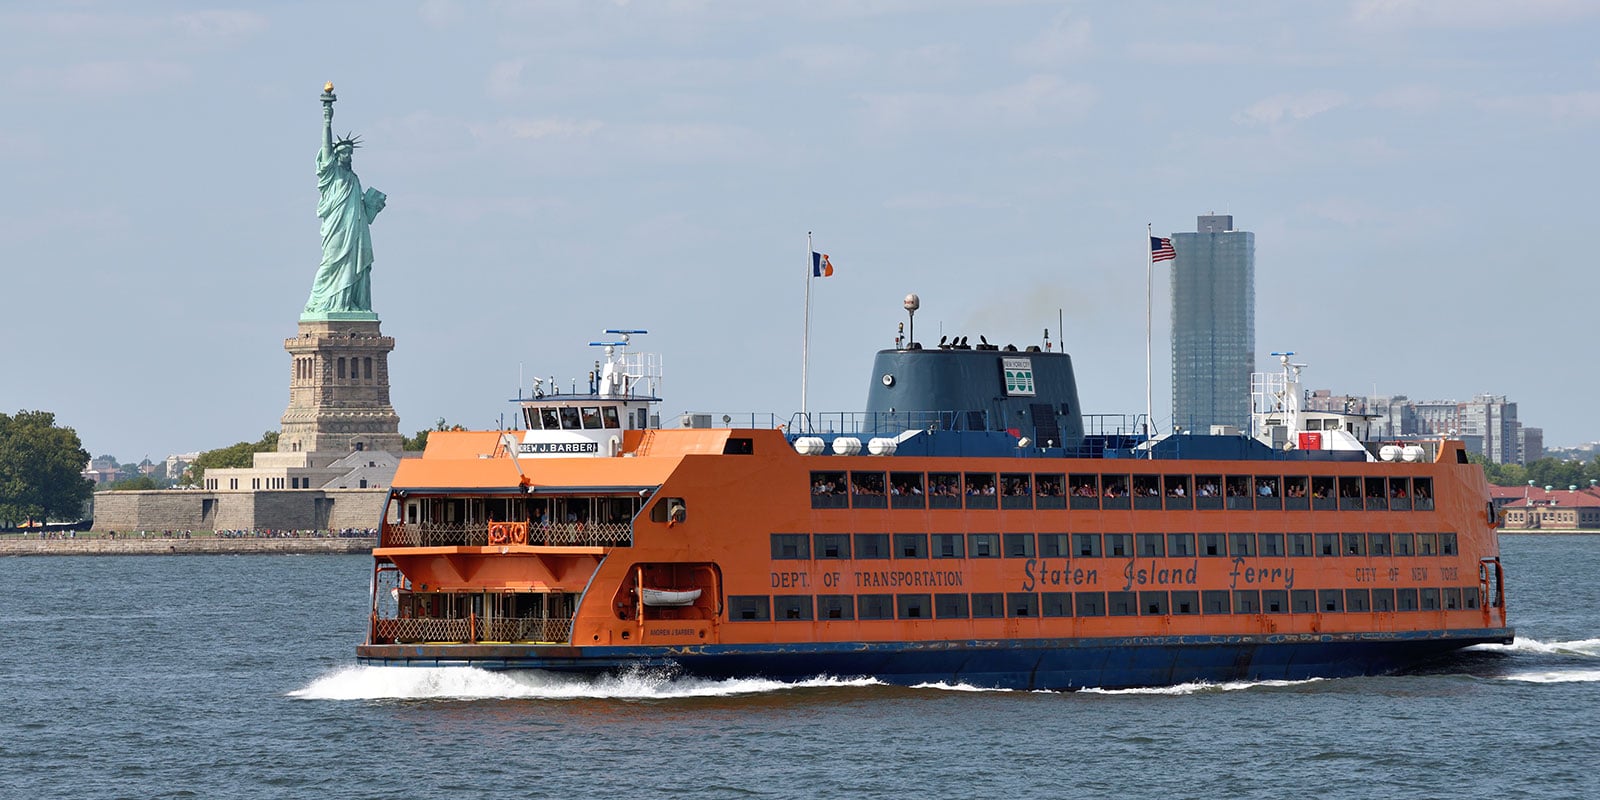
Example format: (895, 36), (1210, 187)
(487, 524), (509, 545)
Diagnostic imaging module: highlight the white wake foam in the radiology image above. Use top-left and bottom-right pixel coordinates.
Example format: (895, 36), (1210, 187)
(908, 680), (1016, 693)
(1469, 637), (1600, 657)
(1081, 677), (1325, 696)
(1495, 669), (1600, 684)
(289, 666), (881, 701)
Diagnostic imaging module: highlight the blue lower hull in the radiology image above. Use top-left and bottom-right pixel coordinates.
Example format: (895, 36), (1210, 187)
(357, 627), (1514, 690)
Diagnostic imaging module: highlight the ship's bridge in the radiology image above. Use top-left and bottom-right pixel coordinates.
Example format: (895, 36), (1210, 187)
(513, 330), (662, 458)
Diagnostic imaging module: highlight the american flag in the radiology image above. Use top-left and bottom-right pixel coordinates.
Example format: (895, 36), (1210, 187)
(1150, 236), (1176, 262)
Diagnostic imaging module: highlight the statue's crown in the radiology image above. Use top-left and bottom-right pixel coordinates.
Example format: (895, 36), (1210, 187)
(333, 132), (362, 151)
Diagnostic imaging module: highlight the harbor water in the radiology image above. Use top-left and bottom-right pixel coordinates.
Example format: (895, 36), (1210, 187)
(3, 535), (1597, 799)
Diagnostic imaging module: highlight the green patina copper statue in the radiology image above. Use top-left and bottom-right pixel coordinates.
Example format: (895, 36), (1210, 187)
(302, 82), (386, 321)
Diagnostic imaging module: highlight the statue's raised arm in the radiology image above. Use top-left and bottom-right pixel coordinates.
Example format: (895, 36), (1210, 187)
(302, 82), (383, 321)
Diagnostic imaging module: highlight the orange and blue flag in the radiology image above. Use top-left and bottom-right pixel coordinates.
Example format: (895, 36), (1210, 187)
(812, 251), (834, 277)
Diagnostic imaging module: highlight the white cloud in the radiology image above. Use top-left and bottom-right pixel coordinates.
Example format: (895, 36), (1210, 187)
(495, 118), (606, 140)
(12, 60), (190, 95)
(1235, 91), (1348, 126)
(1477, 91), (1600, 122)
(1371, 84), (1446, 113)
(862, 74), (1096, 132)
(1350, 0), (1600, 29)
(1014, 10), (1091, 66)
(170, 10), (268, 40)
(486, 59), (526, 101)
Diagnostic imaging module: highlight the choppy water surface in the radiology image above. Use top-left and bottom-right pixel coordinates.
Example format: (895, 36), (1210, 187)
(3, 536), (1598, 799)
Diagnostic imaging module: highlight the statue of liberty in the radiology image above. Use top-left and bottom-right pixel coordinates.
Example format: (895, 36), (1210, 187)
(303, 83), (386, 320)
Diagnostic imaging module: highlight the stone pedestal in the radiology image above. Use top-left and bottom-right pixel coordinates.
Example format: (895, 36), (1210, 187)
(280, 319), (403, 454)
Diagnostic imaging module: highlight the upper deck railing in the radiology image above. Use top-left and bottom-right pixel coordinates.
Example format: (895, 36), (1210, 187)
(381, 521), (632, 548)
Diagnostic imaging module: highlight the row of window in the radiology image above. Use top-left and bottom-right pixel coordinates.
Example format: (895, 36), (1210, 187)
(294, 355), (376, 383)
(522, 405), (623, 431)
(728, 586), (1483, 621)
(810, 471), (1435, 512)
(772, 532), (1460, 560)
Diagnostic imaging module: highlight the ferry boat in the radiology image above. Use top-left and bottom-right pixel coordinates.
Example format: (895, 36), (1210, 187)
(357, 325), (1513, 690)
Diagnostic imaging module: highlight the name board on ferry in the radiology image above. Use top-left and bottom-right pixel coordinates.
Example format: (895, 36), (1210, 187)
(1002, 357), (1035, 396)
(519, 441), (599, 454)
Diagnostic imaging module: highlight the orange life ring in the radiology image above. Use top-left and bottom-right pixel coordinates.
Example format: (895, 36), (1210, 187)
(487, 523), (509, 545)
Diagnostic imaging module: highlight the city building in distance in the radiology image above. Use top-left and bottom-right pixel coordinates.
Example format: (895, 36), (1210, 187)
(1171, 214), (1254, 434)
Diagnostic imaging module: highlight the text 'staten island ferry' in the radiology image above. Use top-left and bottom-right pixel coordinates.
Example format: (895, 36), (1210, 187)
(356, 320), (1512, 690)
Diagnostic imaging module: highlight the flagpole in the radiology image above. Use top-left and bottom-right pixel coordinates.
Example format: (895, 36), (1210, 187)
(802, 231), (813, 431)
(1146, 223), (1154, 459)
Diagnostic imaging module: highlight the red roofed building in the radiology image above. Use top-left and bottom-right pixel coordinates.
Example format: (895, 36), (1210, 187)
(1491, 484), (1600, 530)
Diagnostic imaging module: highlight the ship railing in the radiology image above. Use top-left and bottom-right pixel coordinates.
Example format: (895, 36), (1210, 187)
(787, 410), (995, 436)
(371, 615), (573, 645)
(381, 521), (632, 548)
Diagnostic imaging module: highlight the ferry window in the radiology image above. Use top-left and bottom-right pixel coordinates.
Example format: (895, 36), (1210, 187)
(524, 407), (541, 429)
(1131, 474), (1160, 499)
(1439, 533), (1457, 555)
(1346, 589), (1371, 612)
(817, 595), (854, 620)
(1104, 534), (1133, 558)
(1137, 534), (1165, 558)
(1073, 534), (1102, 558)
(1291, 590), (1317, 613)
(649, 497), (686, 523)
(1393, 533), (1415, 556)
(1259, 533), (1285, 557)
(1167, 533), (1195, 558)
(1339, 477), (1362, 509)
(964, 472), (997, 502)
(1172, 591), (1200, 615)
(1035, 474), (1064, 498)
(775, 595), (813, 620)
(602, 406), (621, 429)
(1069, 474), (1100, 501)
(1107, 591), (1137, 616)
(1075, 592), (1106, 617)
(1039, 533), (1070, 558)
(1368, 533), (1392, 557)
(1004, 534), (1035, 558)
(935, 593), (969, 619)
(1396, 588), (1419, 611)
(723, 438), (753, 455)
(559, 407), (582, 430)
(1225, 476), (1252, 505)
(1319, 589), (1344, 613)
(580, 407), (603, 429)
(851, 472), (887, 508)
(1315, 534), (1339, 556)
(1001, 473), (1033, 497)
(1311, 476), (1335, 504)
(1462, 588), (1479, 610)
(1262, 590), (1288, 614)
(1101, 474), (1129, 497)
(854, 534), (890, 559)
(1230, 533), (1256, 557)
(1343, 533), (1366, 557)
(1199, 533), (1226, 557)
(729, 596), (770, 621)
(540, 408), (560, 430)
(1233, 590), (1260, 614)
(897, 594), (932, 619)
(1164, 474), (1191, 500)
(1420, 588), (1440, 610)
(972, 593), (1004, 618)
(890, 472), (925, 508)
(1416, 533), (1438, 556)
(1194, 475), (1221, 503)
(1413, 478), (1434, 509)
(1008, 593), (1039, 618)
(1389, 477), (1411, 504)
(858, 594), (894, 620)
(1140, 591), (1168, 616)
(1042, 593), (1072, 617)
(815, 534), (851, 559)
(928, 472), (962, 508)
(1203, 590), (1231, 614)
(811, 472), (848, 508)
(1372, 588), (1395, 612)
(1284, 476), (1309, 501)
(932, 534), (965, 559)
(968, 533), (1000, 558)
(1254, 476), (1279, 498)
(894, 533), (928, 558)
(771, 534), (810, 560)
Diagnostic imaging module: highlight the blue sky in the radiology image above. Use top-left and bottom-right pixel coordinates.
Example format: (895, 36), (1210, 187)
(3, 1), (1598, 462)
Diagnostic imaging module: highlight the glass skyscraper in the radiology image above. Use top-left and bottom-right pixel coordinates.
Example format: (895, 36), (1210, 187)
(1170, 214), (1254, 433)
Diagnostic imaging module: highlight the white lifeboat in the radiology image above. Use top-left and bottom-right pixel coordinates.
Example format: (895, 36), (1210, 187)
(640, 587), (703, 607)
